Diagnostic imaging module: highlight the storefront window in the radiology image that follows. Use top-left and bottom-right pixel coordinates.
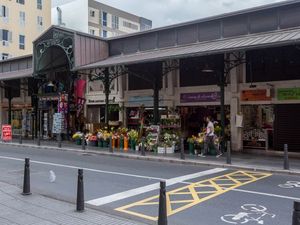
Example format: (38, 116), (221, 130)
(242, 105), (274, 149)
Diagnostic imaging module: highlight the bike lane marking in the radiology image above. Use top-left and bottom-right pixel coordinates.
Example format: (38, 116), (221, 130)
(115, 170), (272, 221)
(86, 168), (227, 206)
(231, 188), (300, 201)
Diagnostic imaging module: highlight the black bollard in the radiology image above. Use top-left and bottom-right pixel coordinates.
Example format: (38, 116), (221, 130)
(284, 144), (289, 170)
(37, 131), (40, 146)
(58, 133), (62, 148)
(141, 137), (146, 156)
(22, 158), (31, 195)
(180, 138), (185, 160)
(81, 136), (85, 150)
(76, 169), (84, 212)
(226, 141), (231, 165)
(109, 136), (113, 153)
(19, 134), (22, 144)
(293, 201), (300, 225)
(158, 181), (167, 225)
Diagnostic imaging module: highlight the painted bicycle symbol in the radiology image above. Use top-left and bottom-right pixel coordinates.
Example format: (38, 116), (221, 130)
(221, 204), (275, 224)
(278, 181), (300, 188)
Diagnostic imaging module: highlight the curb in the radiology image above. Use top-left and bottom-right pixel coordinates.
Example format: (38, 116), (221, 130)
(2, 142), (300, 176)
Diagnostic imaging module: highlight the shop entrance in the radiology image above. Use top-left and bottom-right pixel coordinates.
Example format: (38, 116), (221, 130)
(179, 105), (230, 138)
(241, 105), (274, 150)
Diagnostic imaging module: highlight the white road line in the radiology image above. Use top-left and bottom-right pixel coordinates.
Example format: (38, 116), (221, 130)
(232, 188), (300, 201)
(0, 155), (163, 181)
(86, 168), (227, 206)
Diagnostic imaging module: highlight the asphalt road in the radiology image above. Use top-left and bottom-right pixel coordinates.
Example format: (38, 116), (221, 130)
(0, 144), (298, 225)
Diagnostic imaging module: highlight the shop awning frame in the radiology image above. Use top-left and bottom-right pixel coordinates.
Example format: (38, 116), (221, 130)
(74, 28), (300, 71)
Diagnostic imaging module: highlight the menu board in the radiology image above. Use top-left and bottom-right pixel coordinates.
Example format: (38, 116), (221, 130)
(1, 125), (12, 141)
(52, 113), (64, 134)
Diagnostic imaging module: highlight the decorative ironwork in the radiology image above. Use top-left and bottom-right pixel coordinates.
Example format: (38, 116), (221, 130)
(163, 59), (180, 75)
(34, 29), (74, 75)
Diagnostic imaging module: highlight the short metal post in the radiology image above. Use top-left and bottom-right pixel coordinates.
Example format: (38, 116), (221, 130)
(180, 138), (185, 160)
(141, 137), (146, 156)
(37, 131), (40, 146)
(81, 136), (85, 150)
(19, 134), (22, 144)
(58, 133), (62, 148)
(284, 144), (289, 170)
(226, 141), (231, 164)
(76, 169), (84, 212)
(109, 136), (113, 153)
(158, 181), (167, 225)
(293, 201), (300, 225)
(22, 158), (31, 195)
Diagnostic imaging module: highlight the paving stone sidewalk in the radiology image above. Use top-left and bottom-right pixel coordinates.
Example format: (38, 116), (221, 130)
(0, 182), (147, 225)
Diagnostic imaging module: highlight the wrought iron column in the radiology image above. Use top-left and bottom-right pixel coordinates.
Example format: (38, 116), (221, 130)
(219, 72), (225, 153)
(104, 72), (111, 127)
(153, 74), (160, 125)
(7, 87), (12, 125)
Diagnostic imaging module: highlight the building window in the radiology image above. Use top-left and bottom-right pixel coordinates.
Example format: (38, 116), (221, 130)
(16, 0), (25, 5)
(37, 16), (43, 26)
(89, 29), (95, 35)
(1, 53), (9, 60)
(123, 21), (138, 30)
(19, 35), (25, 49)
(19, 11), (25, 26)
(112, 15), (119, 29)
(89, 10), (95, 17)
(102, 11), (107, 27)
(1, 29), (12, 46)
(102, 30), (107, 38)
(37, 0), (42, 10)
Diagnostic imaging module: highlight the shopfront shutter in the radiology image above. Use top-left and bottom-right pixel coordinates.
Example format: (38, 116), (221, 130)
(274, 104), (300, 152)
(8, 31), (12, 42)
(0, 29), (3, 41)
(0, 6), (3, 17)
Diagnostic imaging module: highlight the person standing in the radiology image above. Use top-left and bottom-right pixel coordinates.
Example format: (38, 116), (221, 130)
(199, 116), (222, 158)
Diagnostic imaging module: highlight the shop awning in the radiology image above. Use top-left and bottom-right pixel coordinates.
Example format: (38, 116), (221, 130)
(0, 68), (33, 81)
(75, 28), (300, 70)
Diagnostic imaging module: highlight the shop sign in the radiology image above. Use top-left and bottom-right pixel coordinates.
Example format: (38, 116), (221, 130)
(1, 125), (12, 141)
(277, 87), (300, 100)
(128, 96), (162, 106)
(241, 89), (271, 101)
(52, 113), (64, 134)
(180, 92), (220, 103)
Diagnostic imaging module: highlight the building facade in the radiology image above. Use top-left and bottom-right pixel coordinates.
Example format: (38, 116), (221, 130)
(1, 1), (300, 154)
(51, 0), (152, 38)
(0, 0), (51, 60)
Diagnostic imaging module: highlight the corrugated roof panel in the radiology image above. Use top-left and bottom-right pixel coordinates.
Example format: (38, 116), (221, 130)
(0, 68), (32, 81)
(75, 28), (300, 70)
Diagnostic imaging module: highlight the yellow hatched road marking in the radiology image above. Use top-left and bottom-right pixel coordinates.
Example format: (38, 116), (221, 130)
(115, 170), (271, 221)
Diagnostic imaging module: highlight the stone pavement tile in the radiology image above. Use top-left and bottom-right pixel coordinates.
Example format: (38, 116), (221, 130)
(0, 217), (18, 225)
(3, 212), (44, 225)
(31, 222), (58, 225)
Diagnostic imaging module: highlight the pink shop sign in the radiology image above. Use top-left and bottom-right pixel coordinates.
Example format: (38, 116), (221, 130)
(180, 92), (221, 103)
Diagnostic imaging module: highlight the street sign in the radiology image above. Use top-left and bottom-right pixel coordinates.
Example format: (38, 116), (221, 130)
(1, 125), (12, 142)
(52, 113), (64, 134)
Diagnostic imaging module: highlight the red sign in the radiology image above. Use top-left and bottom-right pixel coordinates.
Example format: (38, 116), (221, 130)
(2, 125), (12, 141)
(241, 89), (271, 101)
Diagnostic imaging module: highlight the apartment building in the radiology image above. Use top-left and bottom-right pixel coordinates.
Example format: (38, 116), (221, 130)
(0, 0), (51, 60)
(52, 0), (152, 38)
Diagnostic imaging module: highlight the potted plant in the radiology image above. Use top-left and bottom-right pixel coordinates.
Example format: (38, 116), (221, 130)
(97, 129), (104, 147)
(187, 136), (196, 155)
(72, 132), (83, 145)
(128, 129), (138, 150)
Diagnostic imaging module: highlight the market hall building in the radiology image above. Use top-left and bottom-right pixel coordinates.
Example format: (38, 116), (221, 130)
(0, 0), (300, 153)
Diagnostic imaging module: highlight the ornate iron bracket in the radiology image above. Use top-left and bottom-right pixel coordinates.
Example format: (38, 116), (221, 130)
(163, 59), (180, 75)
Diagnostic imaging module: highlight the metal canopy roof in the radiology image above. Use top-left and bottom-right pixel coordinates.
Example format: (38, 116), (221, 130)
(75, 28), (300, 71)
(0, 68), (32, 81)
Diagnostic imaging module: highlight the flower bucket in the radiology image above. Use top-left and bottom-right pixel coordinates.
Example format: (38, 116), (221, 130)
(88, 140), (97, 147)
(157, 147), (165, 154)
(124, 137), (129, 151)
(98, 139), (104, 147)
(119, 136), (124, 150)
(131, 140), (136, 151)
(103, 140), (109, 148)
(75, 139), (82, 145)
(188, 143), (194, 155)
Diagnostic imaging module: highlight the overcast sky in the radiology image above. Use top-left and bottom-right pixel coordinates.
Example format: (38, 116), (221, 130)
(96, 0), (287, 28)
